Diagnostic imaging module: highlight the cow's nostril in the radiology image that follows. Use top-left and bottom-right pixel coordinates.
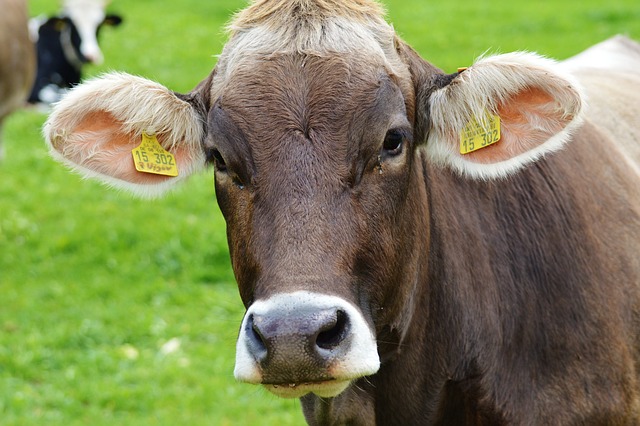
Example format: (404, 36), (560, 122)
(316, 309), (350, 350)
(246, 314), (268, 360)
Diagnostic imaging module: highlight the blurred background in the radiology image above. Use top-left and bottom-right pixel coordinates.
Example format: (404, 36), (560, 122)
(1, 0), (639, 424)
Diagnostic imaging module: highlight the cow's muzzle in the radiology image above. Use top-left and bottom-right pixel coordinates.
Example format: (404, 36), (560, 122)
(234, 291), (380, 398)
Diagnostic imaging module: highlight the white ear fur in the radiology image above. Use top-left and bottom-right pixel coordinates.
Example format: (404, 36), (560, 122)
(44, 72), (206, 198)
(426, 52), (586, 180)
(45, 72), (204, 152)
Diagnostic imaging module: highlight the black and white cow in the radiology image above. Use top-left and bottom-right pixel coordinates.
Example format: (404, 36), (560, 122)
(28, 0), (122, 104)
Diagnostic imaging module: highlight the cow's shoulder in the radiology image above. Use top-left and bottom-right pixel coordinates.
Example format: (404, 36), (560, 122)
(562, 36), (640, 171)
(562, 35), (640, 72)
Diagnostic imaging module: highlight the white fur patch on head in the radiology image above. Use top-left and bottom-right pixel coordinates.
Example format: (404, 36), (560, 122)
(214, 0), (407, 92)
(63, 0), (109, 63)
(44, 72), (206, 198)
(426, 52), (586, 179)
(223, 16), (393, 64)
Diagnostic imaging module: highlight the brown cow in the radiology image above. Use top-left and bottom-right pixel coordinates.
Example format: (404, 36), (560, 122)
(43, 0), (640, 424)
(0, 0), (36, 160)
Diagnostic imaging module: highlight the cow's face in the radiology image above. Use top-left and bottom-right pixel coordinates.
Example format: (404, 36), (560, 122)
(206, 19), (433, 398)
(62, 0), (121, 65)
(43, 0), (584, 403)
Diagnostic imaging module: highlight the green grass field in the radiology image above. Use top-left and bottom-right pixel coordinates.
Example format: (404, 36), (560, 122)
(2, 0), (639, 424)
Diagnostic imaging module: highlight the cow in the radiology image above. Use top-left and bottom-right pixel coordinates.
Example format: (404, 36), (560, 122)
(0, 0), (36, 160)
(28, 0), (122, 104)
(42, 0), (640, 424)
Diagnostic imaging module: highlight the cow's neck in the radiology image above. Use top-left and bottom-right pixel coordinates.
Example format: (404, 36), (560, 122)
(375, 135), (640, 423)
(371, 156), (529, 423)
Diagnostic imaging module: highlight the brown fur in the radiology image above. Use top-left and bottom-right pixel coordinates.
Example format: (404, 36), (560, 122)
(0, 0), (36, 158)
(228, 0), (385, 33)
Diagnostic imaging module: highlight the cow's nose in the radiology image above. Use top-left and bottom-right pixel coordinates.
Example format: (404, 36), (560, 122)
(234, 292), (380, 396)
(83, 52), (103, 64)
(80, 46), (103, 65)
(247, 307), (350, 365)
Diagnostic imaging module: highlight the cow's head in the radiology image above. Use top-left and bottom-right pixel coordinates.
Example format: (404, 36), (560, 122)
(28, 2), (122, 105)
(61, 0), (122, 64)
(43, 0), (583, 400)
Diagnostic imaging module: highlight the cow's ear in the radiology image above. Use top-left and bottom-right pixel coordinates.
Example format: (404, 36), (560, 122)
(423, 52), (585, 179)
(103, 14), (123, 27)
(44, 72), (208, 198)
(42, 17), (68, 32)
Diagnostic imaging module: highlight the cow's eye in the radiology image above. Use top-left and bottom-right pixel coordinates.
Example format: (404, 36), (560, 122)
(382, 129), (404, 156)
(209, 149), (227, 172)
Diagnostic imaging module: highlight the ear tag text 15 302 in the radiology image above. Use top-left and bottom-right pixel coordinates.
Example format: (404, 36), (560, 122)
(460, 112), (501, 155)
(132, 133), (179, 177)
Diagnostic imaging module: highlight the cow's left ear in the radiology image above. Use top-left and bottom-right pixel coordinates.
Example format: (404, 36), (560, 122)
(44, 72), (209, 198)
(422, 52), (585, 179)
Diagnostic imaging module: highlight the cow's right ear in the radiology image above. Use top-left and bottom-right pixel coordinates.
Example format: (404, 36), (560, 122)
(102, 14), (123, 27)
(44, 72), (208, 198)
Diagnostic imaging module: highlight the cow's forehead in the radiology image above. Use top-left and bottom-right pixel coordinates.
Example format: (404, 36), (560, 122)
(210, 52), (409, 186)
(63, 0), (107, 23)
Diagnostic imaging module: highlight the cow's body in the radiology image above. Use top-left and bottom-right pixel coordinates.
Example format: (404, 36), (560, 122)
(43, 0), (640, 424)
(0, 0), (36, 159)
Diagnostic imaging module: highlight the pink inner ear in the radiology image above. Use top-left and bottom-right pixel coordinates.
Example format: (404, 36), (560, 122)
(462, 87), (571, 164)
(53, 111), (192, 185)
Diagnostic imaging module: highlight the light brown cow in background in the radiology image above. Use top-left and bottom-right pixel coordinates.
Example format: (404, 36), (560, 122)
(43, 0), (640, 424)
(0, 0), (36, 160)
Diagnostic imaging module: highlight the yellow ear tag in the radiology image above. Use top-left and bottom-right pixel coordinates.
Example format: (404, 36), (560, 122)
(460, 111), (501, 155)
(132, 133), (179, 177)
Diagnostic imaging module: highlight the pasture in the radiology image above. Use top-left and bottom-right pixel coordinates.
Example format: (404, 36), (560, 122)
(2, 0), (639, 424)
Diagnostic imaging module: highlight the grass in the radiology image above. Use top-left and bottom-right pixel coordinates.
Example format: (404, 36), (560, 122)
(2, 0), (639, 424)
